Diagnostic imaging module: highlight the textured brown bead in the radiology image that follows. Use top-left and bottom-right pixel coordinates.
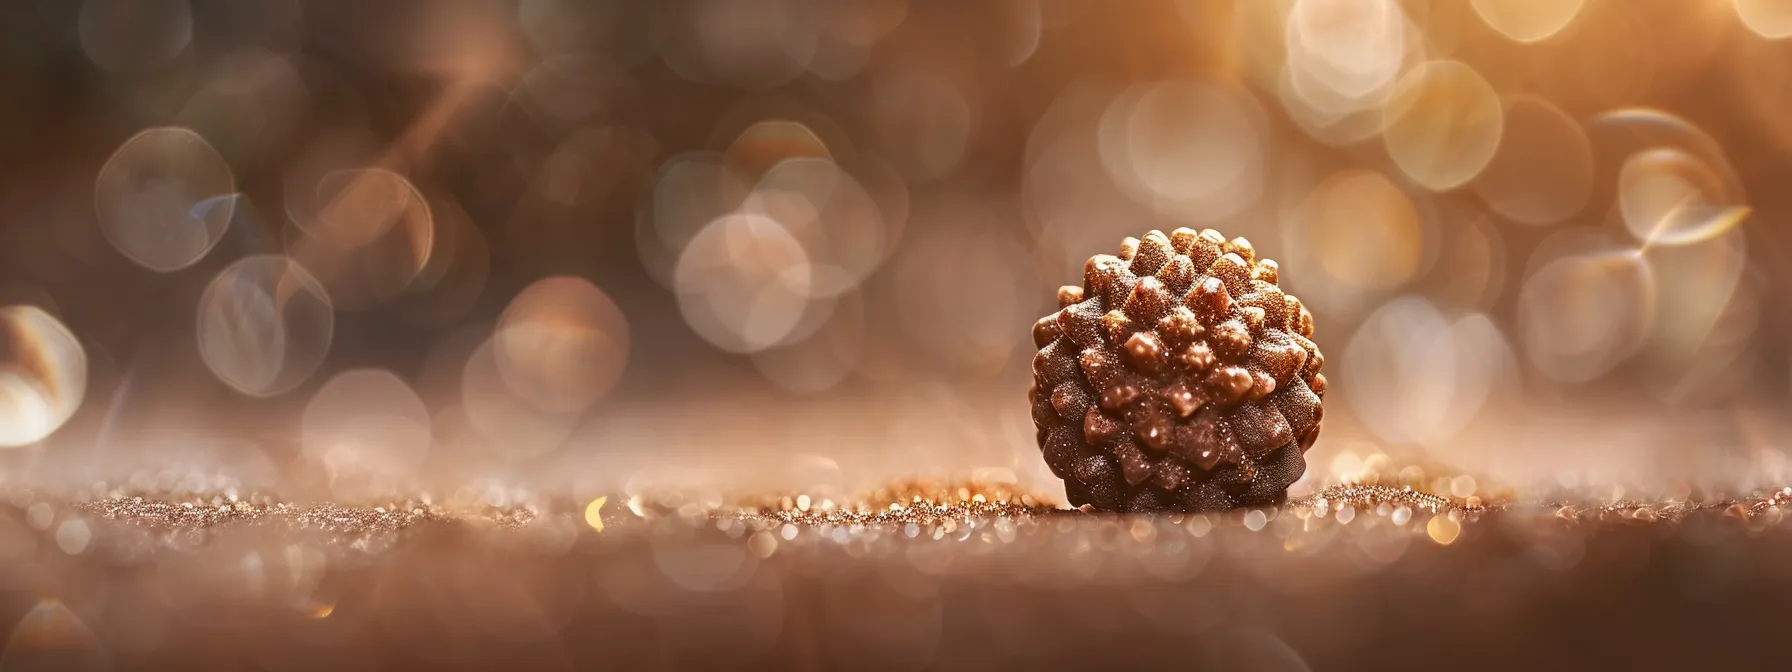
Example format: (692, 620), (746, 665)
(1210, 320), (1253, 359)
(1130, 230), (1173, 276)
(1180, 342), (1216, 373)
(1123, 332), (1165, 372)
(1169, 227), (1199, 255)
(1123, 276), (1172, 323)
(1156, 255), (1196, 295)
(1252, 258), (1279, 284)
(1186, 277), (1232, 324)
(1210, 253), (1253, 297)
(1156, 306), (1203, 348)
(1078, 348), (1121, 388)
(1057, 285), (1084, 309)
(1165, 382), (1201, 418)
(1029, 228), (1326, 512)
(1083, 406), (1122, 445)
(1032, 315), (1060, 348)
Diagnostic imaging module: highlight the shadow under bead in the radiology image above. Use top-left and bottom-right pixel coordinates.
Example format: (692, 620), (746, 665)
(1029, 228), (1326, 513)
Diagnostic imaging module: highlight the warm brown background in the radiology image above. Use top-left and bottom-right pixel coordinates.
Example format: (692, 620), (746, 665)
(1, 0), (1790, 507)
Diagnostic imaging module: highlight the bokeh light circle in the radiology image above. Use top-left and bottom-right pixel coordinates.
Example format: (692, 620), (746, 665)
(1617, 148), (1750, 247)
(1470, 0), (1586, 43)
(724, 120), (834, 179)
(675, 213), (814, 354)
(1275, 66), (1389, 147)
(1736, 0), (1792, 39)
(287, 168), (436, 311)
(398, 197), (490, 328)
(1585, 110), (1747, 224)
(1343, 298), (1511, 446)
(1098, 79), (1265, 221)
(751, 290), (864, 393)
(1382, 60), (1504, 191)
(1424, 207), (1507, 311)
(743, 157), (890, 297)
(495, 276), (630, 415)
(1294, 170), (1424, 292)
(1471, 97), (1593, 225)
(1636, 230), (1751, 404)
(0, 306), (87, 448)
(1517, 249), (1655, 383)
(637, 153), (753, 288)
(94, 127), (236, 272)
(196, 255), (334, 397)
(461, 337), (577, 461)
(1285, 0), (1409, 107)
(309, 168), (432, 251)
(301, 369), (431, 498)
(78, 0), (193, 73)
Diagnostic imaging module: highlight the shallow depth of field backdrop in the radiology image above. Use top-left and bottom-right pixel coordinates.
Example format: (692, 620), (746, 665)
(2, 0), (1791, 519)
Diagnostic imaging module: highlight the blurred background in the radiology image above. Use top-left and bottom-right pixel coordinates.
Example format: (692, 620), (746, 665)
(3, 0), (1792, 509)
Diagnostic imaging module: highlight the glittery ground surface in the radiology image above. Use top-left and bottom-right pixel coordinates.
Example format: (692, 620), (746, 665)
(3, 477), (1790, 670)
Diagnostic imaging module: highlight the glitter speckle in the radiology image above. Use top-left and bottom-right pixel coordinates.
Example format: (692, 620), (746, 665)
(34, 472), (1792, 564)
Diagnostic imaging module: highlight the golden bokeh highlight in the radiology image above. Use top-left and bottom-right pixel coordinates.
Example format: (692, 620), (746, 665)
(1284, 0), (1409, 111)
(1342, 298), (1510, 446)
(1524, 1), (1657, 113)
(9, 2), (1792, 667)
(743, 157), (890, 297)
(1426, 514), (1461, 545)
(1471, 97), (1593, 225)
(1636, 229), (1750, 403)
(495, 276), (630, 415)
(1617, 149), (1751, 247)
(583, 496), (607, 532)
(0, 306), (87, 448)
(724, 120), (833, 179)
(301, 369), (432, 500)
(1275, 67), (1387, 147)
(751, 290), (865, 394)
(1382, 60), (1504, 191)
(1735, 0), (1792, 38)
(288, 168), (437, 311)
(637, 152), (753, 288)
(310, 168), (428, 249)
(675, 213), (814, 354)
(1423, 209), (1506, 310)
(1470, 0), (1586, 43)
(1296, 170), (1423, 292)
(461, 336), (578, 461)
(1517, 249), (1656, 383)
(1098, 79), (1266, 222)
